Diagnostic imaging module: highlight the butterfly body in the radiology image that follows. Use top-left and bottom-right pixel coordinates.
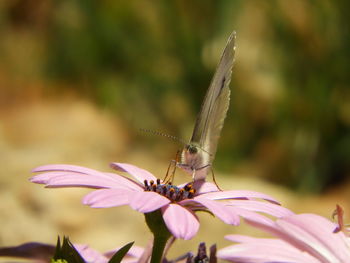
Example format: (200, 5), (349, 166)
(177, 31), (236, 181)
(179, 143), (211, 180)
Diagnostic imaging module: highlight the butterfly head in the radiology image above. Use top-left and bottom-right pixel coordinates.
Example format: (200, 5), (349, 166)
(186, 144), (198, 155)
(180, 143), (212, 180)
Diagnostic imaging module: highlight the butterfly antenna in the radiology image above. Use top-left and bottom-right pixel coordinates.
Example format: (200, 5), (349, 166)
(139, 128), (187, 146)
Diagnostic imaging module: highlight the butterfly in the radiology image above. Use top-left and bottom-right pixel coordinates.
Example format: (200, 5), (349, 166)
(177, 31), (236, 181)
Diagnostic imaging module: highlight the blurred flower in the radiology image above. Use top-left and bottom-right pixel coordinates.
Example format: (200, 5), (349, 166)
(31, 162), (292, 240)
(218, 212), (350, 263)
(185, 242), (217, 263)
(0, 241), (143, 263)
(75, 244), (143, 263)
(73, 244), (109, 263)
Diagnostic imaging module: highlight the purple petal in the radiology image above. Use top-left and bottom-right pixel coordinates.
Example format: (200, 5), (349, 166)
(0, 242), (55, 261)
(181, 197), (240, 225)
(30, 171), (70, 184)
(103, 172), (143, 190)
(240, 210), (279, 230)
(129, 191), (170, 213)
(241, 211), (334, 261)
(161, 204), (199, 240)
(31, 165), (142, 190)
(192, 180), (219, 194)
(83, 189), (132, 208)
(242, 213), (350, 262)
(218, 236), (319, 263)
(104, 245), (144, 263)
(225, 234), (271, 243)
(277, 214), (350, 263)
(229, 200), (294, 218)
(177, 180), (218, 194)
(126, 245), (144, 258)
(110, 163), (157, 184)
(32, 172), (141, 191)
(74, 244), (108, 263)
(33, 164), (108, 177)
(200, 190), (280, 204)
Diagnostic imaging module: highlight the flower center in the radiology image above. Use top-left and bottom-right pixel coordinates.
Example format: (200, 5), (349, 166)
(143, 179), (196, 202)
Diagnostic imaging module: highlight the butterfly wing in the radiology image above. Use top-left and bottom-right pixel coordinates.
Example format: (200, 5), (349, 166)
(190, 31), (236, 166)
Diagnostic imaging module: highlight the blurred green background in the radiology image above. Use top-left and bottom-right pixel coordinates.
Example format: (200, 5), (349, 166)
(3, 0), (347, 192)
(0, 0), (350, 257)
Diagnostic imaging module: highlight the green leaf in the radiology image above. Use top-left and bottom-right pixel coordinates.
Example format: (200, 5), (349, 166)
(52, 236), (86, 263)
(108, 242), (134, 263)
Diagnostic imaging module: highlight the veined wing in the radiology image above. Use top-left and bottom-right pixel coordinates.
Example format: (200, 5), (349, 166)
(190, 31), (236, 164)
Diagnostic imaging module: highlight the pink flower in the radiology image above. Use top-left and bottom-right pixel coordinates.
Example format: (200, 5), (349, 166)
(75, 244), (143, 263)
(218, 213), (350, 263)
(0, 241), (143, 263)
(31, 162), (292, 240)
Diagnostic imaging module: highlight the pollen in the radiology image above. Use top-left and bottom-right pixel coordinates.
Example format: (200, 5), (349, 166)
(143, 179), (196, 202)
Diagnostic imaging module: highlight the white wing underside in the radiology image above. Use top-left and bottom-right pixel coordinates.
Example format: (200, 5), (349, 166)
(183, 31), (236, 179)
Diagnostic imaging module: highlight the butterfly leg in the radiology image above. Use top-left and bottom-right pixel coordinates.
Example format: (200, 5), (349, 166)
(191, 169), (196, 181)
(163, 150), (181, 183)
(210, 167), (222, 191)
(194, 164), (221, 190)
(163, 159), (176, 183)
(169, 157), (178, 183)
(197, 164), (211, 170)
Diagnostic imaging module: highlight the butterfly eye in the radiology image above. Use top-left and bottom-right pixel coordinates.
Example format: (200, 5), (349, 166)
(187, 145), (198, 154)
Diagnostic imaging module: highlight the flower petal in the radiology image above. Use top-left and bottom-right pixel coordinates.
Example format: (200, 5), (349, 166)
(177, 180), (219, 194)
(229, 200), (294, 218)
(200, 190), (280, 204)
(182, 197), (240, 225)
(277, 214), (350, 263)
(74, 244), (108, 263)
(241, 211), (332, 261)
(31, 165), (142, 190)
(30, 171), (70, 184)
(83, 189), (132, 208)
(0, 242), (55, 261)
(110, 163), (157, 184)
(161, 204), (199, 240)
(240, 210), (278, 230)
(218, 236), (319, 263)
(32, 164), (107, 177)
(241, 213), (350, 263)
(32, 172), (141, 191)
(104, 245), (144, 262)
(129, 191), (170, 213)
(193, 180), (219, 194)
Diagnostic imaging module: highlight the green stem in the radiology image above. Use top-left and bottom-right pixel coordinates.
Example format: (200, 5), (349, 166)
(150, 233), (169, 263)
(145, 210), (172, 263)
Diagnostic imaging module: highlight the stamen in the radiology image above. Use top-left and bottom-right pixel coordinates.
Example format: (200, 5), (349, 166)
(162, 185), (167, 195)
(184, 183), (193, 191)
(151, 184), (157, 192)
(188, 189), (195, 198)
(143, 179), (196, 202)
(168, 188), (175, 199)
(176, 188), (184, 201)
(144, 180), (149, 190)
